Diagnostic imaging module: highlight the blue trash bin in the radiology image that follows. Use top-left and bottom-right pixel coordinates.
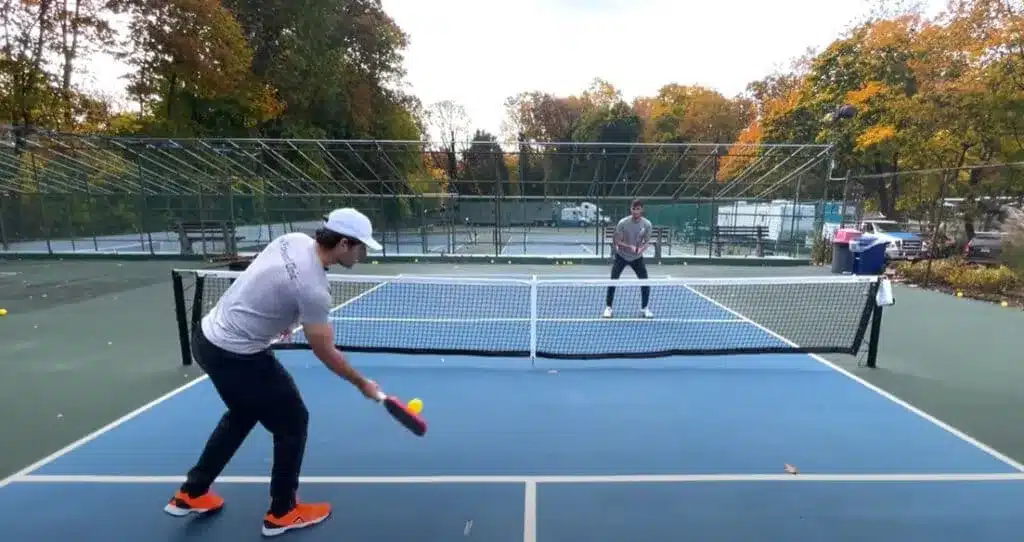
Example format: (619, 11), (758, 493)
(850, 235), (888, 275)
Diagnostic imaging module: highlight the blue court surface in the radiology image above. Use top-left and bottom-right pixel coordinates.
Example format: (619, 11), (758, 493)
(4, 278), (1024, 541)
(381, 231), (479, 255)
(3, 353), (1024, 541)
(497, 233), (659, 257)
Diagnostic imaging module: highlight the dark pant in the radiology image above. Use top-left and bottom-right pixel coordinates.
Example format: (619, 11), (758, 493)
(605, 254), (650, 308)
(181, 328), (309, 516)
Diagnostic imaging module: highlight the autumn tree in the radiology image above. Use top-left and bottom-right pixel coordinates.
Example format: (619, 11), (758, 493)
(637, 84), (751, 144)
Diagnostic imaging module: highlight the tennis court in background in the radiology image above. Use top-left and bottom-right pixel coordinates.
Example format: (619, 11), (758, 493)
(495, 228), (657, 257)
(2, 271), (1023, 541)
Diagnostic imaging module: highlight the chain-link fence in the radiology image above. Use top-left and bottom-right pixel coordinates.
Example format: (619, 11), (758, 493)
(0, 131), (849, 259)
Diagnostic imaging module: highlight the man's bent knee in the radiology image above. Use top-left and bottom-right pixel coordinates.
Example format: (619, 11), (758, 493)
(260, 399), (309, 437)
(284, 402), (310, 435)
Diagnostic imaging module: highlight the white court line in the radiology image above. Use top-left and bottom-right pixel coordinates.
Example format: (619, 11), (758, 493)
(275, 278), (396, 343)
(95, 242), (147, 253)
(0, 376), (212, 490)
(675, 277), (1024, 473)
(326, 317), (746, 324)
(401, 273), (675, 279)
(523, 481), (537, 542)
(13, 473), (1024, 484)
(499, 235), (515, 256)
(0, 274), (400, 490)
(325, 279), (396, 318)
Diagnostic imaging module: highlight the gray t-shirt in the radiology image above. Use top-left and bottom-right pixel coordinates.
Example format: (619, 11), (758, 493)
(202, 232), (332, 355)
(613, 216), (653, 262)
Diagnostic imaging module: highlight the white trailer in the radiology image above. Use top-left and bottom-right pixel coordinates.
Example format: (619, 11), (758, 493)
(716, 200), (817, 242)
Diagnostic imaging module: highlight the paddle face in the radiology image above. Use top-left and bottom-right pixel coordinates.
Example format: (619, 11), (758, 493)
(380, 395), (427, 436)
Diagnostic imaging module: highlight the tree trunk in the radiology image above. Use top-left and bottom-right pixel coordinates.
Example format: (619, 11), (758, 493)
(60, 0), (82, 129)
(961, 148), (995, 240)
(925, 145), (968, 283)
(871, 158), (894, 217)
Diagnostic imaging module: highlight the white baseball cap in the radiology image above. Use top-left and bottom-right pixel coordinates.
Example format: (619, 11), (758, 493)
(323, 208), (383, 251)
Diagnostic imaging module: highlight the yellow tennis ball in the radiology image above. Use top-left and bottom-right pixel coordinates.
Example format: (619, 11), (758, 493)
(407, 398), (423, 414)
(1001, 301), (1009, 308)
(0, 308), (7, 316)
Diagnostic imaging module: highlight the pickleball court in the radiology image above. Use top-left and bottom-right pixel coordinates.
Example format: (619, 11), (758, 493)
(1, 270), (1022, 541)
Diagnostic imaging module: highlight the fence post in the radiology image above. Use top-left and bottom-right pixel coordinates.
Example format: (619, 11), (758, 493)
(0, 194), (8, 251)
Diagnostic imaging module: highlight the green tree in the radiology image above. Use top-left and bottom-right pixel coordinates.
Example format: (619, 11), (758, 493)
(109, 0), (254, 132)
(459, 130), (509, 196)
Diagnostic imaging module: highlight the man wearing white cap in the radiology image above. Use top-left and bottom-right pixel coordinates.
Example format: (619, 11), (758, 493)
(163, 208), (382, 536)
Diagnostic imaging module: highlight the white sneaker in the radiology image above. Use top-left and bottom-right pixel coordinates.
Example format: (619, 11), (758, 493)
(641, 308), (654, 319)
(602, 307), (612, 318)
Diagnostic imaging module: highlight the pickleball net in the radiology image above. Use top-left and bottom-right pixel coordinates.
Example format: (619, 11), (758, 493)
(171, 270), (891, 367)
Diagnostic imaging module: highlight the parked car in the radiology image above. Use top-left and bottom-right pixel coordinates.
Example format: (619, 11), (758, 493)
(964, 231), (1005, 265)
(858, 219), (924, 260)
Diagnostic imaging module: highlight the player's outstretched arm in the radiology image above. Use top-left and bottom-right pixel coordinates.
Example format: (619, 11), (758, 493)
(304, 323), (366, 385)
(296, 288), (378, 399)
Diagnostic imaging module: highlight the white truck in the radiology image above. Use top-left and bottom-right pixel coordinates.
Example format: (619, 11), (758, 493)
(857, 219), (924, 260)
(558, 202), (611, 227)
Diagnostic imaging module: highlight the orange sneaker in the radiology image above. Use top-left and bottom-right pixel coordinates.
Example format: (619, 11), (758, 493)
(163, 490), (225, 516)
(262, 502), (331, 537)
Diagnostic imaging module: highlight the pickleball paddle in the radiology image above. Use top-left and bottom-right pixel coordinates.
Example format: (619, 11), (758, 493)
(376, 391), (427, 437)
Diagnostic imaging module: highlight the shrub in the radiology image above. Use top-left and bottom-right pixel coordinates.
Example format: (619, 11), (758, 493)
(949, 264), (1019, 294)
(893, 258), (1019, 295)
(929, 257), (966, 284)
(891, 260), (914, 275)
(894, 258), (961, 284)
(892, 260), (924, 281)
(811, 235), (833, 265)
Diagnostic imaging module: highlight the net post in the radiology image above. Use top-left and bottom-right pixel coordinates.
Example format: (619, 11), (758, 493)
(865, 303), (884, 369)
(171, 270), (193, 366)
(529, 274), (538, 365)
(189, 273), (206, 356)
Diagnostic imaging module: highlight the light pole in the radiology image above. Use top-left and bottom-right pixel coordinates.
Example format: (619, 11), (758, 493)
(824, 104), (857, 227)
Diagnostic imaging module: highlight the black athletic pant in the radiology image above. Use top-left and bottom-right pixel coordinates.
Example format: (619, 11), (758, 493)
(180, 327), (309, 517)
(605, 254), (650, 308)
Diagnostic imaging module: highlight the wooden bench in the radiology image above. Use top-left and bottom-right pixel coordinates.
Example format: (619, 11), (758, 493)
(712, 225), (766, 257)
(176, 220), (244, 256)
(226, 256), (253, 271)
(604, 225), (671, 257)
